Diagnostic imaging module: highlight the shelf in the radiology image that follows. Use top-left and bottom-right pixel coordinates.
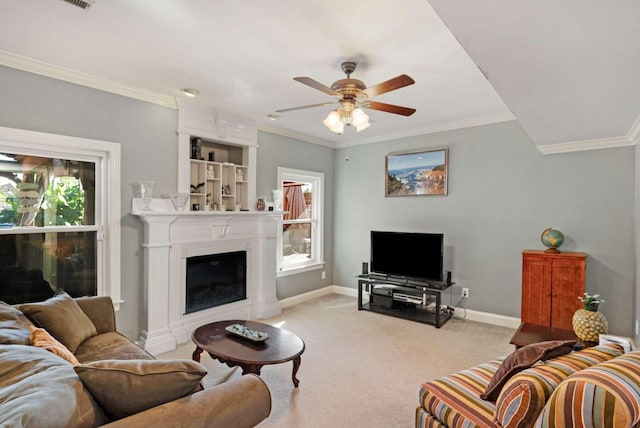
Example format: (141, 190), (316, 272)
(362, 302), (452, 326)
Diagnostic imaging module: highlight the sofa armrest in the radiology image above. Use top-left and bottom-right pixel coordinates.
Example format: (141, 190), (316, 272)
(100, 374), (271, 428)
(534, 351), (640, 427)
(74, 296), (116, 334)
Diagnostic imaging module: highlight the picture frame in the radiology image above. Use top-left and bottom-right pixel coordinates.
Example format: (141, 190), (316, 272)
(385, 148), (448, 197)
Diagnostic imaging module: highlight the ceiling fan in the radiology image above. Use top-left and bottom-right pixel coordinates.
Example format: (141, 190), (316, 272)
(276, 61), (416, 134)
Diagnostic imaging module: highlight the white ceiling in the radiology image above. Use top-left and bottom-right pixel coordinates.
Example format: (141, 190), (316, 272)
(428, 0), (640, 150)
(0, 0), (637, 151)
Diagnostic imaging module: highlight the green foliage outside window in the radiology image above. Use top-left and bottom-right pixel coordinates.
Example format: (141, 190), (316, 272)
(0, 176), (85, 226)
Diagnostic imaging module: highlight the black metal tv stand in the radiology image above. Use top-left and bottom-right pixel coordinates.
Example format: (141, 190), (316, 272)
(357, 274), (453, 328)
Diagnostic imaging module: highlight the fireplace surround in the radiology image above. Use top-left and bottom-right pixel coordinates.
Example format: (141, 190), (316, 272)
(133, 199), (282, 355)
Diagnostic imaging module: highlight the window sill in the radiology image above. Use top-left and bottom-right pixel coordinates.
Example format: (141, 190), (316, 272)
(278, 261), (325, 278)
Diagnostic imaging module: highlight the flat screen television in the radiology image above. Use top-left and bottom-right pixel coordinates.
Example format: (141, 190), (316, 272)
(370, 231), (443, 283)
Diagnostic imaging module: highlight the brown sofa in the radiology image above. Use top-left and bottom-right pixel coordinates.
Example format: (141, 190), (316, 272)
(0, 292), (271, 428)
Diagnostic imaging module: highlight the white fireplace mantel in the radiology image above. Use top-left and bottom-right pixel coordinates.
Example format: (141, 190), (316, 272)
(132, 199), (283, 355)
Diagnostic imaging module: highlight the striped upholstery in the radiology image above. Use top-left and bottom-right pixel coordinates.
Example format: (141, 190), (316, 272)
(418, 358), (504, 428)
(495, 344), (624, 428)
(534, 350), (640, 428)
(416, 344), (624, 428)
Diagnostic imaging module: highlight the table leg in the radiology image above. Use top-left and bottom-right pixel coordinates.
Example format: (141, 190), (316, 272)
(241, 364), (263, 376)
(192, 346), (203, 362)
(292, 356), (301, 387)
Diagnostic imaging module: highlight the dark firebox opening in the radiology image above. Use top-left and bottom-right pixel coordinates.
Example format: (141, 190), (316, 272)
(185, 251), (247, 314)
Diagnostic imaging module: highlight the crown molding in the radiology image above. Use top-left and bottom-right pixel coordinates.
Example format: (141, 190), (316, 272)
(628, 113), (640, 146)
(537, 135), (634, 155)
(0, 50), (177, 109)
(537, 112), (640, 154)
(334, 111), (517, 148)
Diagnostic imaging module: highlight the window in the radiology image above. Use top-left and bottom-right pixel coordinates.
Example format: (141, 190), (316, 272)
(277, 167), (324, 275)
(0, 127), (121, 307)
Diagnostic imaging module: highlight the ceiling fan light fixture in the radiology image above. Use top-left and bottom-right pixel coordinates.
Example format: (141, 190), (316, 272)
(323, 110), (341, 127)
(351, 108), (369, 128)
(355, 121), (371, 132)
(284, 61), (412, 135)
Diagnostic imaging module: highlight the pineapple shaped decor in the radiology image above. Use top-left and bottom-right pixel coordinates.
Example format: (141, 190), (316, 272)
(572, 292), (607, 343)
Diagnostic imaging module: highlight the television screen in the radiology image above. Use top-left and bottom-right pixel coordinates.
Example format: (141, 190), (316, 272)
(370, 231), (443, 282)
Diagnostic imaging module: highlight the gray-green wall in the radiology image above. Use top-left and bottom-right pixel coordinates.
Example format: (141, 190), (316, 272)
(0, 65), (177, 340)
(0, 65), (335, 339)
(255, 132), (335, 299)
(333, 121), (636, 336)
(1, 65), (637, 339)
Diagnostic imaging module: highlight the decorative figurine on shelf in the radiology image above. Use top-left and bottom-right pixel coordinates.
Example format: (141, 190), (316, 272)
(191, 137), (202, 160)
(208, 152), (215, 162)
(205, 193), (211, 210)
(213, 202), (219, 211)
(236, 169), (244, 181)
(190, 182), (205, 194)
(207, 165), (215, 178)
(256, 197), (266, 211)
(222, 185), (231, 195)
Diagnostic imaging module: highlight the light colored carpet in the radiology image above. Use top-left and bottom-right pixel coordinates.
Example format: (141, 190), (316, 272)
(158, 293), (516, 427)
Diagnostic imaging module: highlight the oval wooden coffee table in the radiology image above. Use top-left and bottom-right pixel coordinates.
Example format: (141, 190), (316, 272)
(191, 320), (305, 387)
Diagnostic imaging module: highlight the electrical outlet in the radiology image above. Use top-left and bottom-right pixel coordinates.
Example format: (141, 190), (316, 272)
(321, 271), (326, 280)
(462, 288), (469, 298)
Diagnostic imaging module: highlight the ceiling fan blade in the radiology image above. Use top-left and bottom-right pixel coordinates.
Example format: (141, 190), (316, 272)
(276, 101), (336, 113)
(361, 74), (415, 98)
(293, 77), (340, 97)
(362, 101), (416, 116)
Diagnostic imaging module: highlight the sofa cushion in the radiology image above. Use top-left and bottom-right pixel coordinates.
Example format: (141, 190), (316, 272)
(19, 290), (97, 353)
(0, 344), (106, 428)
(495, 343), (624, 428)
(29, 325), (79, 365)
(481, 340), (576, 402)
(534, 350), (640, 428)
(74, 331), (154, 363)
(0, 301), (33, 345)
(419, 358), (503, 428)
(74, 359), (207, 421)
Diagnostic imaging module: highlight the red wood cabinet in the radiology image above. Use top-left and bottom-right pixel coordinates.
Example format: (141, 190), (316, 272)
(521, 250), (586, 331)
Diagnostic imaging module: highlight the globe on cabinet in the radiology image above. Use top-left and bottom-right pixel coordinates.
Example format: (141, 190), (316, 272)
(541, 228), (564, 253)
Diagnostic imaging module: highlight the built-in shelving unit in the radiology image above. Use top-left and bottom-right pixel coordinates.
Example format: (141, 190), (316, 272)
(189, 145), (249, 211)
(176, 100), (258, 212)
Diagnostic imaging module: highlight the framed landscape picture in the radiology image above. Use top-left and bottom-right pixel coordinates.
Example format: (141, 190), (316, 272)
(385, 148), (448, 196)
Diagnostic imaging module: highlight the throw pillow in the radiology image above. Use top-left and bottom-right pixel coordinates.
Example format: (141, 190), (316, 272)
(0, 344), (107, 427)
(19, 290), (97, 353)
(480, 339), (576, 402)
(29, 326), (79, 366)
(74, 359), (207, 420)
(0, 301), (33, 345)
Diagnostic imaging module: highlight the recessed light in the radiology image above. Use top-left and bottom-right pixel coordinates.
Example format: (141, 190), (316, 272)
(181, 88), (200, 98)
(267, 114), (280, 121)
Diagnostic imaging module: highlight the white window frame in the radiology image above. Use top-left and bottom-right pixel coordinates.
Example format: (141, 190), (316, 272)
(0, 126), (122, 308)
(276, 167), (325, 276)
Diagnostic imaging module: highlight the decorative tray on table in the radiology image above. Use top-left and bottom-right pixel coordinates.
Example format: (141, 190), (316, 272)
(225, 324), (269, 343)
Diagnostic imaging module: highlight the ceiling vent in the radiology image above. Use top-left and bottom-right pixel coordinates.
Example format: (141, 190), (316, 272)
(61, 0), (95, 10)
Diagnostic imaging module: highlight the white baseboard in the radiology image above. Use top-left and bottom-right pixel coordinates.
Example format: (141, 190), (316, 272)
(454, 307), (521, 329)
(279, 286), (520, 329)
